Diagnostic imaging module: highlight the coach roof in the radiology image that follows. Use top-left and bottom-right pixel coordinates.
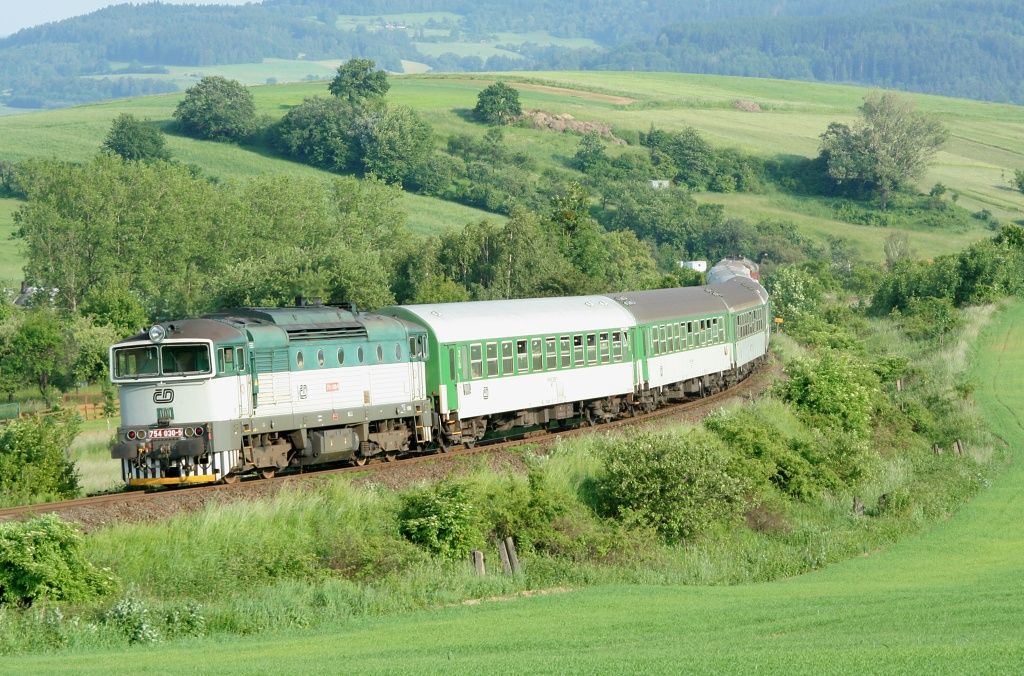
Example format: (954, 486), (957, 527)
(386, 296), (637, 343)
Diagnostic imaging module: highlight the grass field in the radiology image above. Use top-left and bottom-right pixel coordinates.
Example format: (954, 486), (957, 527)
(0, 72), (1021, 272)
(0, 197), (23, 286)
(11, 299), (1021, 673)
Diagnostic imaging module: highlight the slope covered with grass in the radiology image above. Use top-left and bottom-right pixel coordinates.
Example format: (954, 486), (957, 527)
(1, 72), (1021, 266)
(9, 300), (1020, 673)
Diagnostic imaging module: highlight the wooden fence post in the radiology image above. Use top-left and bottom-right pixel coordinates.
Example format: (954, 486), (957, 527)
(496, 539), (512, 575)
(471, 550), (486, 576)
(504, 536), (521, 574)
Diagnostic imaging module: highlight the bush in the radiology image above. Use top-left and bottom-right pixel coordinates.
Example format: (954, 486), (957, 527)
(103, 588), (159, 644)
(0, 515), (113, 607)
(778, 350), (880, 437)
(0, 415), (81, 506)
(398, 481), (480, 558)
(594, 430), (747, 542)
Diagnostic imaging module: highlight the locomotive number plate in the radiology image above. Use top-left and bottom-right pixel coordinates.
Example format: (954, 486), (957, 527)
(150, 428), (183, 439)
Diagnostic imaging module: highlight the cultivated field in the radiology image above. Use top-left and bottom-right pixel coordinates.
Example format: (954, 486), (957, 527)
(11, 300), (1021, 673)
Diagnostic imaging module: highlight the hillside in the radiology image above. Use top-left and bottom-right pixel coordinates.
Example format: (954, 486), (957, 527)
(0, 71), (1022, 288)
(5, 298), (1022, 672)
(1, 1), (1023, 109)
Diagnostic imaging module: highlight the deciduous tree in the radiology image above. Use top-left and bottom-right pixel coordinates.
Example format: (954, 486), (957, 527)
(328, 58), (389, 105)
(473, 82), (522, 125)
(102, 113), (170, 162)
(819, 93), (947, 209)
(173, 76), (256, 142)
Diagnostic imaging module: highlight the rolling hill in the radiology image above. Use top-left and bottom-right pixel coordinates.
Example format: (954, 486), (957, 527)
(1, 71), (1022, 291)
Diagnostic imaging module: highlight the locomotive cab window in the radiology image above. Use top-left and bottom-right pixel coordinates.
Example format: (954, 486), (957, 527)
(236, 348), (245, 371)
(161, 344), (211, 376)
(113, 346), (160, 378)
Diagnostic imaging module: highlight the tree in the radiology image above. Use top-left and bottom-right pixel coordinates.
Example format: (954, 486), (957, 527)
(1012, 169), (1024, 194)
(357, 105), (434, 186)
(272, 96), (357, 172)
(328, 58), (389, 105)
(473, 82), (522, 125)
(819, 93), (948, 209)
(572, 131), (609, 174)
(173, 76), (256, 142)
(102, 113), (170, 162)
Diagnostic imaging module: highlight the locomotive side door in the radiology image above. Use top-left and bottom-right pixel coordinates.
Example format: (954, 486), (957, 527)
(237, 345), (253, 419)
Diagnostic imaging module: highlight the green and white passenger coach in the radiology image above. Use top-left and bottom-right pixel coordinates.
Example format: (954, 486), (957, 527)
(110, 259), (770, 486)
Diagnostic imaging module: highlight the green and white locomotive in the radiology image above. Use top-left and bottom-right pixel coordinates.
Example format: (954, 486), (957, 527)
(110, 305), (432, 486)
(110, 259), (770, 486)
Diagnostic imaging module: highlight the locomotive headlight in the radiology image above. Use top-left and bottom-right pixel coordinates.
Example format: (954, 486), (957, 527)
(148, 324), (166, 343)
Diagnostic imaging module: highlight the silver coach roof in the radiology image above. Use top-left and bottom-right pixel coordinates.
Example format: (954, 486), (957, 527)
(389, 296), (638, 343)
(608, 286), (731, 324)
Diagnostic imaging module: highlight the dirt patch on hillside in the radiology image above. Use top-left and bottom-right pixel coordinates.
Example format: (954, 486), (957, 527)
(451, 79), (634, 105)
(733, 99), (762, 112)
(521, 109), (627, 144)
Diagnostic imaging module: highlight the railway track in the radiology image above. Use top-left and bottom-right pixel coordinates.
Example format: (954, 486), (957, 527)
(0, 362), (773, 528)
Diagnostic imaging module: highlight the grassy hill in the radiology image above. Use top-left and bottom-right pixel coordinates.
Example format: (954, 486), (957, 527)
(9, 299), (1021, 673)
(0, 71), (1022, 285)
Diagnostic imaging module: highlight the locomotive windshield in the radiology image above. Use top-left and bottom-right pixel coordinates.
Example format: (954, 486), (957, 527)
(113, 343), (212, 378)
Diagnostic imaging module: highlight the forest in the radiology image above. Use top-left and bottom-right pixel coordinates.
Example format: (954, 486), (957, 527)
(2, 0), (1022, 108)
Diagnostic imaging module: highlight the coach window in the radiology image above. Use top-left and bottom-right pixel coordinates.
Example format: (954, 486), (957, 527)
(470, 344), (482, 379)
(296, 351), (305, 369)
(561, 336), (572, 367)
(486, 342), (498, 377)
(531, 338), (543, 371)
(586, 334), (597, 364)
(409, 338), (417, 359)
(502, 341), (514, 374)
(236, 348), (246, 372)
(573, 335), (584, 365)
(661, 326), (669, 353)
(448, 348), (456, 381)
(650, 328), (658, 355)
(598, 333), (609, 363)
(612, 332), (622, 361)
(516, 340), (528, 372)
(546, 337), (557, 370)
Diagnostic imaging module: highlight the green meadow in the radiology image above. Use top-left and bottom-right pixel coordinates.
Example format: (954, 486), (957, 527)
(0, 71), (1022, 276)
(8, 300), (1022, 673)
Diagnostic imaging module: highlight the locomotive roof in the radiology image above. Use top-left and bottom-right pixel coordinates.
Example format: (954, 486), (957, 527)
(113, 318), (245, 346)
(385, 296), (638, 343)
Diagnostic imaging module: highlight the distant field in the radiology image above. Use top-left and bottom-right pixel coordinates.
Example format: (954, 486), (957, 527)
(12, 301), (1024, 673)
(413, 41), (524, 61)
(0, 72), (1021, 270)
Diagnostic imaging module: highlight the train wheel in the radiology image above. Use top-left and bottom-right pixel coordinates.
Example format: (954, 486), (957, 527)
(223, 474), (240, 485)
(351, 455), (367, 467)
(383, 451), (398, 463)
(260, 468), (276, 480)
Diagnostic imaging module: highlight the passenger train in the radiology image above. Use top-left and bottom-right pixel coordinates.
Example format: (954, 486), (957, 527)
(109, 258), (770, 486)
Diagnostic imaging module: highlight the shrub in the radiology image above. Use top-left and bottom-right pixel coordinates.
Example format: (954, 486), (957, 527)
(0, 415), (81, 506)
(777, 350), (880, 437)
(478, 465), (564, 553)
(398, 481), (480, 558)
(0, 515), (113, 607)
(594, 430), (747, 542)
(103, 588), (159, 644)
